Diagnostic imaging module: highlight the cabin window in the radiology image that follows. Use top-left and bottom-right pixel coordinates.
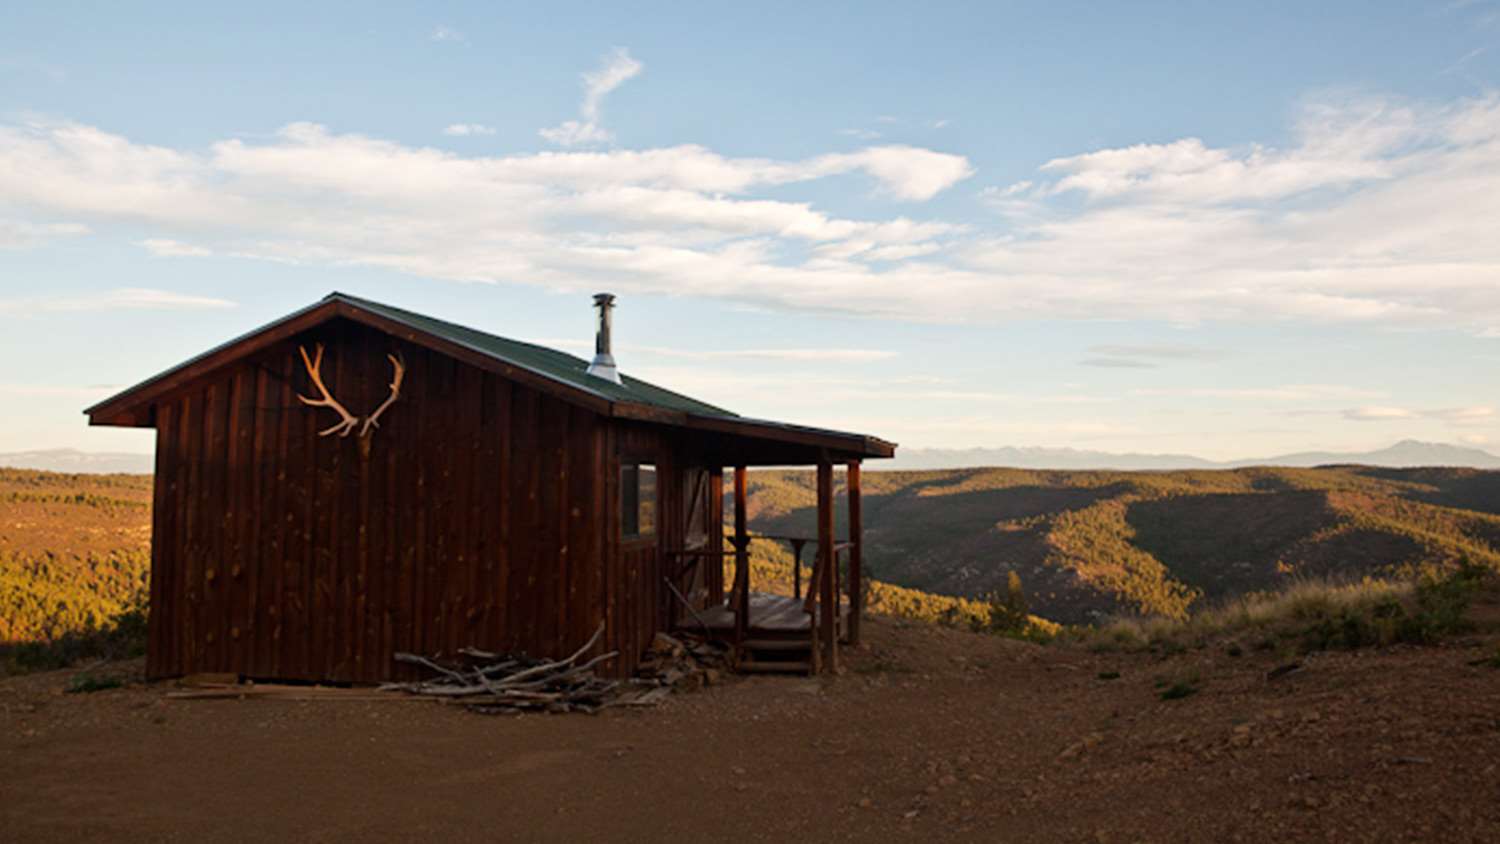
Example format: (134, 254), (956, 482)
(621, 463), (656, 539)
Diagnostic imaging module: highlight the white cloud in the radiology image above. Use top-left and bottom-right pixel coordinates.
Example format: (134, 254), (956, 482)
(540, 48), (642, 147)
(430, 25), (465, 44)
(810, 146), (974, 202)
(3, 93), (1500, 330)
(140, 238), (212, 257)
(0, 118), (971, 301)
(0, 219), (88, 249)
(443, 123), (496, 137)
(0, 288), (237, 314)
(539, 120), (618, 148)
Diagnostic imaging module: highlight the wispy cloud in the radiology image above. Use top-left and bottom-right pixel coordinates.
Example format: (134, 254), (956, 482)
(1342, 404), (1494, 422)
(540, 48), (643, 147)
(139, 238), (212, 257)
(0, 288), (237, 315)
(1079, 357), (1157, 369)
(0, 383), (117, 398)
(1343, 405), (1417, 421)
(430, 25), (466, 44)
(1440, 46), (1487, 76)
(0, 219), (88, 249)
(535, 337), (897, 362)
(1428, 406), (1495, 422)
(1083, 344), (1228, 368)
(1089, 344), (1228, 361)
(443, 123), (496, 137)
(1136, 385), (1384, 401)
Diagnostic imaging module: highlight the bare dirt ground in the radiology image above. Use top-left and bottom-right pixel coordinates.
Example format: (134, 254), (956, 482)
(4, 618), (1499, 843)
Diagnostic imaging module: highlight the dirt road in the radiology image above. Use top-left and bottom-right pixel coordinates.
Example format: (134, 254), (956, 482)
(4, 619), (1499, 842)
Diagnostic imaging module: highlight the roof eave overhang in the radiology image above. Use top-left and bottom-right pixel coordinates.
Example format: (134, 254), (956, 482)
(675, 412), (897, 460)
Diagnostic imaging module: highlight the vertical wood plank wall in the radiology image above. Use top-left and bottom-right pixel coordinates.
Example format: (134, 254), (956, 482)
(146, 319), (637, 682)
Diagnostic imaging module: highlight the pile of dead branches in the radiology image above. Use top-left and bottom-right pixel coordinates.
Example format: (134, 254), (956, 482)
(384, 623), (623, 714)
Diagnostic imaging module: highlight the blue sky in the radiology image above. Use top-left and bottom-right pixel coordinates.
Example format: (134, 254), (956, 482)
(2, 1), (1498, 459)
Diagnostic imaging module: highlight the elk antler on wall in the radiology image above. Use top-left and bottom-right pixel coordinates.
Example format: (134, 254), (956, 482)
(360, 353), (405, 437)
(297, 344), (406, 439)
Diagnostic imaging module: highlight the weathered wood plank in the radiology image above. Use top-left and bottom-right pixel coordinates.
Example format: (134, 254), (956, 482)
(146, 403), (175, 679)
(265, 351), (294, 678)
(509, 386), (539, 655)
(817, 461), (838, 673)
(733, 465), (749, 645)
(227, 365), (256, 672)
(847, 460), (863, 646)
(492, 377), (512, 654)
(180, 386), (204, 674)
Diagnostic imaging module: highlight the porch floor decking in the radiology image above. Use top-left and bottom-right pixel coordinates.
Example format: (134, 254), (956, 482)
(687, 592), (848, 635)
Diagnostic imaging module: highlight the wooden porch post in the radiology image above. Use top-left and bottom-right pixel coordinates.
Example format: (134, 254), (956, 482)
(817, 460), (838, 672)
(733, 465), (749, 646)
(847, 461), (863, 646)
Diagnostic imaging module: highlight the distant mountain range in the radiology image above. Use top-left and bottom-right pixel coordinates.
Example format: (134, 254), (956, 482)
(0, 449), (155, 475)
(884, 440), (1500, 471)
(4, 439), (1498, 475)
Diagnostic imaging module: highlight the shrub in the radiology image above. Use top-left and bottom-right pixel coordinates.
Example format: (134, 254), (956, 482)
(1, 598), (148, 676)
(66, 672), (125, 693)
(1160, 680), (1198, 700)
(984, 571), (1031, 635)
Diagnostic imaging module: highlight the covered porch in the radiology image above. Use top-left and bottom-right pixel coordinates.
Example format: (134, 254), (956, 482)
(662, 438), (879, 674)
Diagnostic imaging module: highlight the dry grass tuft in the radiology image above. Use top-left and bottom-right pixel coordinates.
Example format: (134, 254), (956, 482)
(1073, 562), (1495, 656)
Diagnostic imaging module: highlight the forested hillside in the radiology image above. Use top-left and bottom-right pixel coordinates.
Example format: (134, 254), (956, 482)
(5, 463), (1499, 667)
(0, 469), (151, 668)
(745, 466), (1500, 623)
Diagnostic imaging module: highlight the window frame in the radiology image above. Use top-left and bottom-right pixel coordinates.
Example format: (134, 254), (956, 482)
(620, 461), (657, 542)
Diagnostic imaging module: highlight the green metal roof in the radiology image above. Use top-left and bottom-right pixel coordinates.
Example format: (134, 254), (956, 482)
(85, 291), (897, 459)
(325, 292), (737, 418)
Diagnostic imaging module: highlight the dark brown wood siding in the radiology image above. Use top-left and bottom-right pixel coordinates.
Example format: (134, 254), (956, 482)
(145, 318), (629, 682)
(605, 423), (726, 661)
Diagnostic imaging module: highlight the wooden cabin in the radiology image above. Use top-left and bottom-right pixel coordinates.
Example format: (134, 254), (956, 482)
(86, 292), (894, 682)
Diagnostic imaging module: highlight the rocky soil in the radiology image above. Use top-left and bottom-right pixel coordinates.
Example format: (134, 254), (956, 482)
(3, 617), (1499, 842)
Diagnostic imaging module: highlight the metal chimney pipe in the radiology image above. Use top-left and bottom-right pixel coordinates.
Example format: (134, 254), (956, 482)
(585, 292), (621, 384)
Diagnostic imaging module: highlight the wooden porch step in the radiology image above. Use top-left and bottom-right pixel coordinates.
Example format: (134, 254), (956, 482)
(738, 660), (812, 674)
(741, 638), (812, 652)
